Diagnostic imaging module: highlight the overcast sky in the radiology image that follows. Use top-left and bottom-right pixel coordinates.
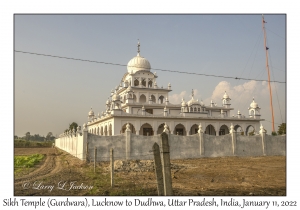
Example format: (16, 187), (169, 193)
(14, 14), (286, 136)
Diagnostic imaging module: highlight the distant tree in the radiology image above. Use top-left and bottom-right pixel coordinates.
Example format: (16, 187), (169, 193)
(248, 130), (255, 136)
(271, 131), (277, 136)
(69, 122), (78, 132)
(14, 135), (18, 140)
(46, 132), (53, 141)
(277, 123), (286, 135)
(25, 132), (31, 141)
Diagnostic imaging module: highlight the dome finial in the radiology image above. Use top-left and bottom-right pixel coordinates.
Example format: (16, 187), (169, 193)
(191, 89), (194, 98)
(137, 39), (140, 56)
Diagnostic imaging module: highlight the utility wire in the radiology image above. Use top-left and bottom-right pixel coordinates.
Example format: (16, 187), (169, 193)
(15, 50), (285, 84)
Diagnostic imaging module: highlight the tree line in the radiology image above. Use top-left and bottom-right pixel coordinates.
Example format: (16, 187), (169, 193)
(14, 122), (79, 141)
(14, 132), (55, 141)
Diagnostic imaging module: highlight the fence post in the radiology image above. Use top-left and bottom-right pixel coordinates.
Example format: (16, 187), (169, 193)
(152, 142), (164, 196)
(94, 146), (97, 173)
(259, 124), (267, 156)
(230, 124), (237, 155)
(82, 123), (88, 161)
(110, 148), (114, 187)
(86, 141), (90, 163)
(160, 132), (173, 196)
(198, 123), (204, 156)
(125, 123), (131, 160)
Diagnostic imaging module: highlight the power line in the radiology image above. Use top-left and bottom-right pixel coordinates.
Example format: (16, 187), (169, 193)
(14, 50), (285, 84)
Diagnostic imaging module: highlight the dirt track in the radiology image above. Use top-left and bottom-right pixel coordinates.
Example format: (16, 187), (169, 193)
(14, 148), (286, 196)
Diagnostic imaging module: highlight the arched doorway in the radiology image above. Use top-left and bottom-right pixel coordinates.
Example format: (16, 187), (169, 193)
(139, 94), (146, 103)
(157, 123), (165, 135)
(139, 123), (154, 136)
(100, 126), (103, 135)
(219, 125), (229, 136)
(148, 80), (153, 87)
(205, 124), (216, 135)
(109, 124), (112, 136)
(151, 95), (156, 103)
(121, 123), (136, 134)
(174, 124), (186, 136)
(246, 125), (255, 136)
(104, 125), (108, 136)
(158, 95), (164, 104)
(190, 124), (199, 135)
(234, 125), (244, 135)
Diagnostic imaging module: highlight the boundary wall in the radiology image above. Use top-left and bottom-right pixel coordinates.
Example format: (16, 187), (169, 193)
(55, 124), (286, 161)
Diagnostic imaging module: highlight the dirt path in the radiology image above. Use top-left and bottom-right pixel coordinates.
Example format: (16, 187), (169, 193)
(14, 148), (88, 196)
(14, 148), (60, 184)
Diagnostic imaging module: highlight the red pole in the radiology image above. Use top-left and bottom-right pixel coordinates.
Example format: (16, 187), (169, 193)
(262, 15), (275, 132)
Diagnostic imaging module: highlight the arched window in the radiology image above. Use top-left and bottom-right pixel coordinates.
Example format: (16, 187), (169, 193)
(158, 96), (164, 104)
(142, 78), (146, 87)
(134, 79), (139, 86)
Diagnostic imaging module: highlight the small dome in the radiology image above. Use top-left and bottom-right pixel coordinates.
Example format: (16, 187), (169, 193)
(106, 99), (110, 105)
(112, 93), (120, 101)
(88, 108), (94, 117)
(223, 91), (229, 99)
(187, 97), (200, 106)
(181, 99), (187, 106)
(127, 85), (133, 92)
(250, 98), (258, 108)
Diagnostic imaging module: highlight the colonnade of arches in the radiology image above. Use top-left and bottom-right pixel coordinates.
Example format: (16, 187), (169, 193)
(119, 123), (256, 136)
(89, 124), (112, 136)
(89, 123), (256, 136)
(129, 94), (165, 104)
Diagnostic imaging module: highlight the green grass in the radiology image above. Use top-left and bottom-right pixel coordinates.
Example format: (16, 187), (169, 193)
(14, 154), (45, 176)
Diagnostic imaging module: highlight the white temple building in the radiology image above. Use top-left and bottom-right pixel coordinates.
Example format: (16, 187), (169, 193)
(86, 42), (263, 137)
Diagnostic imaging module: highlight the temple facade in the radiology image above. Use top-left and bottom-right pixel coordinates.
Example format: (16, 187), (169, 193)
(85, 42), (263, 136)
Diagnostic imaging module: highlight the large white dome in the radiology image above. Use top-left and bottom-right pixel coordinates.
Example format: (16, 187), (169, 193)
(127, 54), (151, 73)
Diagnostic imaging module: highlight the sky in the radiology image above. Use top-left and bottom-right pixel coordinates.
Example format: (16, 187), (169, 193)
(14, 14), (286, 137)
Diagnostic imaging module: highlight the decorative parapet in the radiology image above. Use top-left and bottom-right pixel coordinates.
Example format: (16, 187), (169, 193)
(125, 122), (131, 132)
(163, 122), (170, 133)
(83, 123), (88, 132)
(76, 126), (82, 136)
(198, 123), (203, 134)
(229, 123), (235, 134)
(259, 124), (266, 134)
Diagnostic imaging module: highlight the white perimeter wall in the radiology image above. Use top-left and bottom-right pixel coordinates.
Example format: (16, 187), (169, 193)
(55, 131), (286, 161)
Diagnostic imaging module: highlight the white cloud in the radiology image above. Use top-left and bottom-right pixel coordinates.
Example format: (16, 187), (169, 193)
(169, 89), (201, 104)
(168, 80), (286, 134)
